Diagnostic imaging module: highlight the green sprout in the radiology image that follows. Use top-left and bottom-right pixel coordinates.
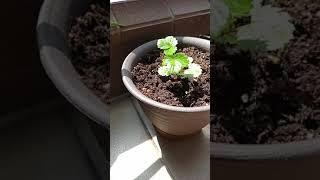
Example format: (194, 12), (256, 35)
(157, 36), (202, 78)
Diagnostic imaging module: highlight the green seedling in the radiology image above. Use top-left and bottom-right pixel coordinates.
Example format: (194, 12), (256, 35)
(157, 36), (202, 78)
(212, 0), (294, 51)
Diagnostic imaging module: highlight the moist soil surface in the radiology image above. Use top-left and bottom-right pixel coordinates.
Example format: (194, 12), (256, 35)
(68, 1), (109, 104)
(132, 47), (210, 107)
(211, 0), (320, 144)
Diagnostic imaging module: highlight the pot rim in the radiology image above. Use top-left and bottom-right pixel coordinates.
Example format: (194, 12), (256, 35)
(36, 0), (109, 128)
(122, 36), (210, 113)
(211, 136), (320, 160)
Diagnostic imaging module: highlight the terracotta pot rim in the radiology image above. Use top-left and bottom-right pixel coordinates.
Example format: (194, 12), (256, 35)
(122, 36), (210, 113)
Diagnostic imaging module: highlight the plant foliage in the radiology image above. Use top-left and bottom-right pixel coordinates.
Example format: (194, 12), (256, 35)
(157, 36), (202, 78)
(212, 0), (294, 51)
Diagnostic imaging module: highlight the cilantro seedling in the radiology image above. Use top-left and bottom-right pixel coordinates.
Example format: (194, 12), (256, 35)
(157, 36), (202, 78)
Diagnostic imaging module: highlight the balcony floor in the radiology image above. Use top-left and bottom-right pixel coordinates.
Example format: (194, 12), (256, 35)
(0, 100), (106, 180)
(110, 95), (209, 180)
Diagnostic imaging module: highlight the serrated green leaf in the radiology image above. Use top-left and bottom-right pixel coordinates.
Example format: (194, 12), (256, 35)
(157, 36), (178, 55)
(184, 63), (203, 78)
(162, 57), (170, 66)
(158, 66), (169, 76)
(158, 60), (183, 76)
(157, 39), (170, 50)
(173, 53), (189, 68)
(164, 46), (177, 56)
(172, 61), (182, 74)
(157, 36), (202, 78)
(237, 3), (294, 51)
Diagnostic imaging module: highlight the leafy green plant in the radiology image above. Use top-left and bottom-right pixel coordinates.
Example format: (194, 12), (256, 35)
(212, 0), (294, 51)
(157, 36), (202, 78)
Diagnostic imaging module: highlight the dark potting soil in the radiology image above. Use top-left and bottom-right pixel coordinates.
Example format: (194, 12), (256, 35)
(211, 0), (320, 144)
(68, 1), (109, 104)
(132, 47), (210, 107)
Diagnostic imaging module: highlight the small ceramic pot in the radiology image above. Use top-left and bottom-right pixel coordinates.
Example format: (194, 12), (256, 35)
(121, 37), (210, 136)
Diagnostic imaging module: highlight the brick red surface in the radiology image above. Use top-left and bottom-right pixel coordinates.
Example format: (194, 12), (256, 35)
(174, 13), (210, 36)
(164, 0), (210, 17)
(111, 0), (171, 27)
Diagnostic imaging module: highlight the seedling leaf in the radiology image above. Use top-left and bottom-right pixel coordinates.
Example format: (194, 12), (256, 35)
(237, 2), (294, 50)
(224, 0), (252, 17)
(157, 36), (203, 78)
(157, 36), (178, 55)
(184, 63), (203, 78)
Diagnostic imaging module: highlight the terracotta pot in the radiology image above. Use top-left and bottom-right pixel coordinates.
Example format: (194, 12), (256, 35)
(121, 37), (210, 136)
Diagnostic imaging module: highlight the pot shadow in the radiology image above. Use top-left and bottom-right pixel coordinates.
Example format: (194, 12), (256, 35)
(132, 97), (210, 179)
(110, 96), (176, 179)
(156, 126), (210, 179)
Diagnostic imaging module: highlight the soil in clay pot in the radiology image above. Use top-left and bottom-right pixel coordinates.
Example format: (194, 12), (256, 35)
(68, 1), (109, 104)
(132, 46), (210, 107)
(211, 0), (320, 144)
